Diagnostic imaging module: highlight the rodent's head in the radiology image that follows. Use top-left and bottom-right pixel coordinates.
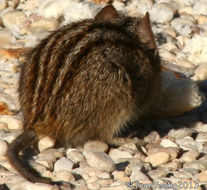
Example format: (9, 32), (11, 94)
(95, 5), (157, 52)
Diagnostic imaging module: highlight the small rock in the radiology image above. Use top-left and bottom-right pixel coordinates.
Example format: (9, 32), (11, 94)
(171, 17), (195, 35)
(183, 34), (207, 65)
(145, 152), (170, 167)
(109, 149), (133, 163)
(183, 160), (207, 170)
(64, 1), (98, 23)
(148, 147), (179, 160)
(87, 182), (101, 190)
(84, 141), (108, 152)
(0, 115), (22, 130)
(194, 0), (207, 16)
(54, 170), (75, 182)
(37, 148), (64, 164)
(198, 170), (207, 182)
(0, 0), (7, 11)
(0, 139), (8, 156)
(38, 0), (72, 19)
(180, 149), (199, 162)
(148, 167), (168, 179)
(169, 128), (193, 139)
(130, 169), (152, 184)
(31, 18), (59, 31)
(149, 2), (176, 23)
(126, 0), (153, 16)
(98, 179), (113, 186)
(197, 15), (207, 25)
(1, 10), (26, 29)
(98, 172), (111, 179)
(0, 122), (8, 130)
(192, 122), (207, 133)
(0, 29), (15, 48)
(84, 151), (115, 172)
(164, 161), (182, 170)
(54, 157), (74, 172)
(196, 132), (207, 142)
(176, 136), (196, 150)
(66, 149), (85, 163)
(112, 171), (125, 181)
(144, 131), (160, 143)
(38, 136), (55, 152)
(160, 139), (178, 148)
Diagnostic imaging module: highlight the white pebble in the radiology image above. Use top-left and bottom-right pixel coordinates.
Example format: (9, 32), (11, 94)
(84, 151), (115, 172)
(109, 149), (133, 163)
(38, 136), (55, 152)
(1, 10), (26, 29)
(66, 149), (84, 163)
(54, 157), (74, 172)
(160, 139), (178, 148)
(126, 0), (153, 16)
(194, 0), (207, 16)
(145, 152), (170, 167)
(149, 2), (176, 23)
(0, 115), (22, 130)
(84, 140), (108, 152)
(183, 34), (207, 65)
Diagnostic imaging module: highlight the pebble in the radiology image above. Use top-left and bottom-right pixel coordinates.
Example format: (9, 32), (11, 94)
(148, 167), (168, 179)
(0, 115), (22, 130)
(0, 29), (15, 48)
(30, 18), (59, 31)
(54, 157), (74, 172)
(145, 152), (170, 167)
(160, 139), (178, 148)
(84, 151), (115, 172)
(38, 136), (55, 152)
(0, 138), (8, 156)
(148, 147), (179, 160)
(66, 149), (85, 163)
(183, 34), (207, 65)
(0, 0), (7, 11)
(84, 140), (108, 152)
(126, 0), (153, 16)
(149, 2), (175, 23)
(163, 160), (182, 170)
(53, 170), (75, 182)
(144, 131), (160, 143)
(171, 17), (195, 35)
(193, 0), (207, 15)
(183, 160), (207, 170)
(130, 169), (152, 184)
(180, 149), (199, 162)
(1, 10), (27, 29)
(38, 0), (72, 19)
(109, 149), (133, 163)
(169, 128), (193, 139)
(198, 170), (207, 182)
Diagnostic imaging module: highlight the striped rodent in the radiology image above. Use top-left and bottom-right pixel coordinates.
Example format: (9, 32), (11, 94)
(7, 5), (161, 184)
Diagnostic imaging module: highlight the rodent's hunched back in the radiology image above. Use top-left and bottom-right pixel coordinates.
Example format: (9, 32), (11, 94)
(8, 5), (161, 184)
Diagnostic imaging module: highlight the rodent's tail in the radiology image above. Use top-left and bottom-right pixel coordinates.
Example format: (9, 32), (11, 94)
(7, 129), (52, 184)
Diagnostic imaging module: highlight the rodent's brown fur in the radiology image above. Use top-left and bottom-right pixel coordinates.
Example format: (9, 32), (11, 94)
(7, 5), (161, 184)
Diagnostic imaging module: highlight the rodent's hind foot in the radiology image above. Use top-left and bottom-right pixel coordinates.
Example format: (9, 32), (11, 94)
(108, 137), (146, 147)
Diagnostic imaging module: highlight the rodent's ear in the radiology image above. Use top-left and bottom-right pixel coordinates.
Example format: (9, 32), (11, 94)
(95, 5), (118, 22)
(137, 12), (156, 50)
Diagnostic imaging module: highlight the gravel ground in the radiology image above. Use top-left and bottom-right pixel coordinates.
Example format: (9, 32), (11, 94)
(1, 0), (207, 189)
